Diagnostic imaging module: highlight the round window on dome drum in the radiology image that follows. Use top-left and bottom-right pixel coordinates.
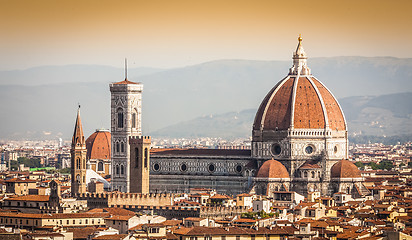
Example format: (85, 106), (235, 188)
(305, 145), (314, 154)
(272, 144), (282, 155)
(235, 164), (243, 173)
(334, 145), (338, 154)
(153, 163), (160, 171)
(180, 163), (187, 172)
(208, 164), (216, 173)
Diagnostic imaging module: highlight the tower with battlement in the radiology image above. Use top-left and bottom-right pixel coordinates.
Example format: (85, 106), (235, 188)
(110, 76), (143, 192)
(129, 136), (151, 193)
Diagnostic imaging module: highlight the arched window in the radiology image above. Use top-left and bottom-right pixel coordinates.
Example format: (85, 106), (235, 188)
(311, 171), (315, 178)
(132, 112), (136, 129)
(135, 148), (139, 168)
(117, 108), (124, 128)
(116, 143), (120, 153)
(304, 171), (308, 178)
(144, 148), (148, 168)
(116, 165), (119, 175)
(98, 162), (104, 171)
(347, 187), (350, 194)
(121, 143), (124, 152)
(76, 158), (80, 169)
(121, 165), (124, 175)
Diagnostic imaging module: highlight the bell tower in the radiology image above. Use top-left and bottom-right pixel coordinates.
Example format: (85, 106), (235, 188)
(110, 64), (143, 192)
(71, 106), (87, 195)
(129, 136), (151, 193)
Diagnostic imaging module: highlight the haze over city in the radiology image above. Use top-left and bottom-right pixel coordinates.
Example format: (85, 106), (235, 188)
(1, 0), (412, 70)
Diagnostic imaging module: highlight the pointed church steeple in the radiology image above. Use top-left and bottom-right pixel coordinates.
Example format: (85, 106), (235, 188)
(72, 105), (85, 148)
(70, 105), (87, 195)
(289, 35), (311, 75)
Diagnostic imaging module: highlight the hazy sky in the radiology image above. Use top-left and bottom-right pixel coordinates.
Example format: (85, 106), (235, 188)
(1, 0), (411, 70)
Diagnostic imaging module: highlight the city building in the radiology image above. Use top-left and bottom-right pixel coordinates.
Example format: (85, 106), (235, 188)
(146, 36), (369, 198)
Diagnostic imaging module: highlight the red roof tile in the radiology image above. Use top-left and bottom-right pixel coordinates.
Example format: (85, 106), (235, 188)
(256, 159), (290, 178)
(86, 130), (111, 160)
(331, 160), (361, 178)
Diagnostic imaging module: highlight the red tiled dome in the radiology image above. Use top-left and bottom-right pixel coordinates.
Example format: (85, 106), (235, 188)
(253, 76), (346, 131)
(256, 159), (290, 178)
(330, 159), (361, 178)
(86, 129), (111, 160)
(253, 37), (346, 132)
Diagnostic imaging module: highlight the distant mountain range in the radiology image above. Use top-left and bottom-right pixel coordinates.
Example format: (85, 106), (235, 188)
(0, 57), (411, 140)
(150, 92), (412, 139)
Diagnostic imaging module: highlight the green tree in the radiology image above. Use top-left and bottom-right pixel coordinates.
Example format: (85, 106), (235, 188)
(370, 162), (379, 170)
(17, 157), (41, 168)
(354, 162), (364, 169)
(378, 160), (393, 170)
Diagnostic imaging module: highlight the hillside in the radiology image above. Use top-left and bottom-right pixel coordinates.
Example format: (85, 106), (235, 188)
(0, 57), (411, 140)
(151, 93), (412, 139)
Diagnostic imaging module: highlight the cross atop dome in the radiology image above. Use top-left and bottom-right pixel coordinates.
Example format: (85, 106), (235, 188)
(289, 35), (311, 75)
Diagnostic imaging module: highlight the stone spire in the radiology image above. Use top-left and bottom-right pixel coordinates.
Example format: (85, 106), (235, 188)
(289, 35), (311, 75)
(71, 105), (87, 195)
(72, 106), (85, 148)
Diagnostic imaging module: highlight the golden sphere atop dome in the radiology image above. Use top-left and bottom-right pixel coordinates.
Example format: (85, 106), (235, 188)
(298, 34), (302, 42)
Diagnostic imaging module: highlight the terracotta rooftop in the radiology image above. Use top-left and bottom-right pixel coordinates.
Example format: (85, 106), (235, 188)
(88, 207), (135, 216)
(331, 159), (361, 178)
(5, 178), (36, 183)
(161, 220), (182, 226)
(113, 79), (138, 85)
(185, 217), (206, 221)
(173, 226), (290, 236)
(253, 76), (346, 131)
(93, 234), (128, 240)
(299, 161), (321, 169)
(210, 194), (231, 199)
(86, 130), (111, 160)
(6, 195), (49, 202)
(105, 215), (134, 221)
(0, 211), (109, 219)
(256, 159), (290, 178)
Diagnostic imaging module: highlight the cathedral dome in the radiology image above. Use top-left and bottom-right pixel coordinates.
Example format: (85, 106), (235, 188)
(86, 129), (111, 160)
(330, 159), (361, 178)
(256, 159), (290, 178)
(253, 37), (346, 132)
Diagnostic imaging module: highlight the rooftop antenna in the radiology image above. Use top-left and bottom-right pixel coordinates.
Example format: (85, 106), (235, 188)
(125, 58), (128, 80)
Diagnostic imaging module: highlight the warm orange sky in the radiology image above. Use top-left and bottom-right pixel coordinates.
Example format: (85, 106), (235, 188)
(1, 0), (411, 70)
